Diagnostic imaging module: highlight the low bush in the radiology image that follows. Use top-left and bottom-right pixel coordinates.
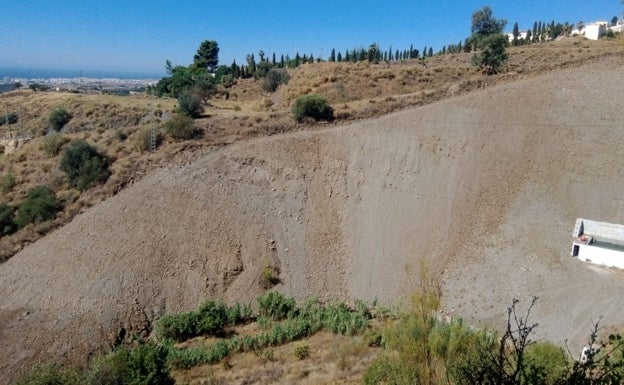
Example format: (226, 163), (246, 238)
(0, 202), (16, 236)
(291, 94), (334, 122)
(15, 185), (60, 228)
(87, 341), (174, 385)
(48, 108), (72, 132)
(0, 172), (15, 195)
(0, 112), (18, 126)
(177, 92), (202, 118)
(294, 343), (310, 360)
(263, 69), (290, 92)
(163, 114), (196, 140)
(257, 291), (296, 321)
(153, 300), (253, 342)
(16, 364), (81, 385)
(60, 140), (109, 191)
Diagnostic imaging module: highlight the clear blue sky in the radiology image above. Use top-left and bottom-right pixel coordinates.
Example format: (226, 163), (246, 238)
(0, 1), (621, 77)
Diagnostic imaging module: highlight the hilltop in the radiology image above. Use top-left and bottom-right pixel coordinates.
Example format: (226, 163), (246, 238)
(1, 36), (624, 383)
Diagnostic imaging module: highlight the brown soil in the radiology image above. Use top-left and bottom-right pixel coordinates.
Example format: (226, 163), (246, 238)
(2, 55), (624, 383)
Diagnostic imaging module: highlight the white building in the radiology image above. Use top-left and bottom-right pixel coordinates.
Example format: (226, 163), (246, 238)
(571, 218), (624, 269)
(506, 31), (529, 43)
(584, 21), (608, 40)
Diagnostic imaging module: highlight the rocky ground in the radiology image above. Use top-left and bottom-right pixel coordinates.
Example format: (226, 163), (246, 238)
(2, 56), (624, 383)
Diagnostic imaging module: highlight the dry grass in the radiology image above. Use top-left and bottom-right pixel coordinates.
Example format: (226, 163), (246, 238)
(172, 330), (378, 385)
(0, 34), (622, 261)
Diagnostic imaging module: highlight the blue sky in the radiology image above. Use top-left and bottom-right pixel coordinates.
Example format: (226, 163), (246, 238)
(0, 1), (621, 77)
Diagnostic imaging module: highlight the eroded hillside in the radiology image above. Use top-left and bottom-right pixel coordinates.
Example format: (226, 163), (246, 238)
(2, 54), (624, 383)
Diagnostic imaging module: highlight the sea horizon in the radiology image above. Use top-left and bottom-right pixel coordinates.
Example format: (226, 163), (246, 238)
(0, 67), (164, 80)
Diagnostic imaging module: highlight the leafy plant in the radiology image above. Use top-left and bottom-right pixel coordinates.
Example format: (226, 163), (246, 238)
(87, 341), (174, 385)
(176, 92), (203, 118)
(15, 185), (60, 228)
(60, 140), (109, 191)
(294, 343), (310, 360)
(291, 94), (334, 122)
(163, 114), (196, 140)
(0, 202), (16, 235)
(0, 172), (16, 195)
(48, 108), (72, 132)
(262, 69), (290, 92)
(257, 291), (296, 321)
(16, 364), (81, 385)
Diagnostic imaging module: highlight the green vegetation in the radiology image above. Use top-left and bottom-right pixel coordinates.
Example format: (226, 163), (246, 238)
(153, 300), (252, 341)
(176, 92), (203, 118)
(60, 140), (109, 191)
(294, 342), (310, 360)
(86, 341), (174, 385)
(0, 202), (17, 235)
(48, 108), (72, 132)
(262, 68), (290, 92)
(0, 112), (18, 126)
(291, 94), (334, 122)
(15, 185), (60, 228)
(17, 285), (624, 385)
(163, 114), (196, 140)
(468, 6), (509, 75)
(0, 172), (15, 195)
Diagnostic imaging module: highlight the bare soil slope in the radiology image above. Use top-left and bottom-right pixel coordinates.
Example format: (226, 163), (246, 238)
(2, 56), (624, 382)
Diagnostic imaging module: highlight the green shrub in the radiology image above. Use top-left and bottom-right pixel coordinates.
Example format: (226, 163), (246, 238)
(153, 300), (251, 342)
(87, 341), (174, 385)
(0, 112), (18, 126)
(41, 132), (67, 158)
(15, 185), (60, 228)
(291, 94), (334, 122)
(60, 140), (109, 191)
(48, 108), (72, 132)
(257, 291), (296, 321)
(262, 69), (290, 92)
(260, 265), (280, 289)
(177, 92), (202, 118)
(16, 364), (81, 385)
(0, 202), (16, 235)
(0, 172), (15, 195)
(294, 343), (310, 360)
(523, 342), (568, 385)
(163, 114), (196, 140)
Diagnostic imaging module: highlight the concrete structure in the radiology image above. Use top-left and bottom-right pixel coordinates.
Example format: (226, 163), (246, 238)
(585, 21), (608, 40)
(571, 218), (624, 269)
(506, 31), (528, 43)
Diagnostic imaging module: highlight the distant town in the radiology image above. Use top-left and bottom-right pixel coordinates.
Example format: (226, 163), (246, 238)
(0, 75), (159, 95)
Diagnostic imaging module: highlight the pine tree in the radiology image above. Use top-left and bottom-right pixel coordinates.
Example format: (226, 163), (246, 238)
(428, 47), (433, 57)
(423, 46), (427, 59)
(337, 51), (342, 62)
(329, 48), (336, 62)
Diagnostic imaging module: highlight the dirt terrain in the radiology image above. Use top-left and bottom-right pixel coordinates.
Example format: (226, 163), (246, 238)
(2, 56), (624, 383)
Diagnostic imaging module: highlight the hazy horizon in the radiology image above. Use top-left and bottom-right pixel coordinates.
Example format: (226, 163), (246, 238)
(0, 66), (163, 80)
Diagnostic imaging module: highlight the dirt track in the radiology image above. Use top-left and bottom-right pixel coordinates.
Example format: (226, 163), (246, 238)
(2, 56), (624, 382)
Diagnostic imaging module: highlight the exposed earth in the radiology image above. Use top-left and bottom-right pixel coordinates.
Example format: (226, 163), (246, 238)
(2, 56), (624, 383)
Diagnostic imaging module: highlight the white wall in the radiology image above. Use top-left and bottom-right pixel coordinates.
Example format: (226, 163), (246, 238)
(575, 243), (624, 269)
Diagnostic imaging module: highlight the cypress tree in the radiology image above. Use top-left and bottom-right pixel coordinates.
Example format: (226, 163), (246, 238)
(329, 48), (336, 62)
(337, 51), (342, 62)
